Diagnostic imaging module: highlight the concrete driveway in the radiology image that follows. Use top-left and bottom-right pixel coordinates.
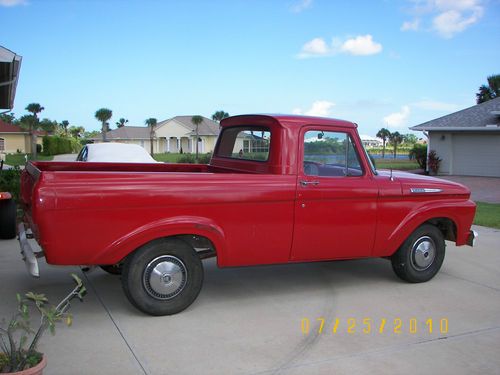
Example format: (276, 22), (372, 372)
(0, 225), (499, 375)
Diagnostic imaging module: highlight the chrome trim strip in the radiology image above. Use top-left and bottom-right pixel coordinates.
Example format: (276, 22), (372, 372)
(410, 188), (443, 194)
(18, 223), (40, 278)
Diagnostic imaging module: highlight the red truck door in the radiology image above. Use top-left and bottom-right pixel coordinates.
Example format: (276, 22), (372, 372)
(291, 127), (378, 261)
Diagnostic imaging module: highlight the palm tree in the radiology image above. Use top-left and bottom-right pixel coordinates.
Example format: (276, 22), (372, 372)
(116, 118), (128, 128)
(39, 118), (58, 134)
(69, 126), (85, 139)
(61, 120), (69, 136)
(95, 108), (112, 142)
(145, 118), (157, 155)
(388, 131), (403, 159)
(191, 115), (204, 163)
(476, 74), (500, 104)
(25, 103), (45, 159)
(376, 128), (391, 159)
(211, 110), (229, 122)
(0, 112), (15, 123)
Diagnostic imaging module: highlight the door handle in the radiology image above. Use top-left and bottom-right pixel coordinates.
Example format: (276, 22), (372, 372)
(300, 180), (320, 187)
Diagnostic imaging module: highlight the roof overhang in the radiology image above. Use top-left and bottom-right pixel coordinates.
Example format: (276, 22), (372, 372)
(0, 46), (22, 110)
(410, 126), (500, 132)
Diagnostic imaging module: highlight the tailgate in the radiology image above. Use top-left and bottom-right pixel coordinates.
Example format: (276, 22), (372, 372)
(20, 162), (42, 233)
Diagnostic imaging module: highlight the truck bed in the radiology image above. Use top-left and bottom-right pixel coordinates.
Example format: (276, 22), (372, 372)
(21, 161), (297, 268)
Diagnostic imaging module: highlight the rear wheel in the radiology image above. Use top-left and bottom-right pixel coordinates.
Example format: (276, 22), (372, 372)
(0, 199), (16, 240)
(121, 238), (203, 316)
(391, 224), (445, 283)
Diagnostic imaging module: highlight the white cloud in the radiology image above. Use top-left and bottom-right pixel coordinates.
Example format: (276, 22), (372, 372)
(293, 100), (335, 117)
(401, 0), (484, 38)
(298, 37), (329, 58)
(298, 34), (382, 58)
(401, 18), (420, 31)
(340, 35), (383, 56)
(432, 8), (483, 38)
(290, 0), (312, 13)
(0, 0), (27, 6)
(412, 100), (460, 111)
(383, 106), (411, 128)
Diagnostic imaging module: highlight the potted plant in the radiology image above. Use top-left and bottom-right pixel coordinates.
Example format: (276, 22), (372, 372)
(427, 150), (442, 175)
(0, 274), (86, 374)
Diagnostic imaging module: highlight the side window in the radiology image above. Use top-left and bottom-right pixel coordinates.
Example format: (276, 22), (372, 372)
(216, 126), (271, 161)
(303, 130), (363, 177)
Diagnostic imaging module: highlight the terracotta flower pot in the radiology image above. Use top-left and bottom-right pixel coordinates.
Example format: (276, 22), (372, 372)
(8, 355), (47, 375)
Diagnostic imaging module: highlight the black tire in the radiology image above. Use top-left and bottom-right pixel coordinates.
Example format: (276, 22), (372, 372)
(391, 224), (445, 283)
(0, 199), (17, 240)
(100, 264), (123, 275)
(121, 238), (203, 316)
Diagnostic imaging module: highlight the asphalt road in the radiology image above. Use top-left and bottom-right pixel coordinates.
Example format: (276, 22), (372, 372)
(0, 225), (499, 375)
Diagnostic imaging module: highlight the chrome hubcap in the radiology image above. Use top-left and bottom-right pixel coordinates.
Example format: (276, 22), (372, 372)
(143, 256), (187, 300)
(410, 236), (436, 271)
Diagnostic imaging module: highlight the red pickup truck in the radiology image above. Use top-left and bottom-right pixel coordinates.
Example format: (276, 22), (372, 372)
(19, 114), (477, 315)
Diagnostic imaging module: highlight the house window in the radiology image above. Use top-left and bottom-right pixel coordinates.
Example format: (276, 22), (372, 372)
(0, 138), (4, 152)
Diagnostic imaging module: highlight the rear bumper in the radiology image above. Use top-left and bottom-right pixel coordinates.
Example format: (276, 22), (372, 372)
(466, 230), (478, 247)
(18, 222), (43, 278)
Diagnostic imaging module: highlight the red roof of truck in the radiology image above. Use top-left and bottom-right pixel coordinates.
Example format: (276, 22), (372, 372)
(220, 114), (357, 129)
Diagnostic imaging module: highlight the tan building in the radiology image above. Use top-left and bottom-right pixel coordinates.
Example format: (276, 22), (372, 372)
(0, 120), (42, 154)
(93, 116), (220, 154)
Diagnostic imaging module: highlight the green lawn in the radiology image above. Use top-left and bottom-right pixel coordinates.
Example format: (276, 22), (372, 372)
(374, 158), (420, 171)
(152, 153), (184, 163)
(5, 153), (54, 166)
(474, 202), (500, 229)
(153, 153), (212, 164)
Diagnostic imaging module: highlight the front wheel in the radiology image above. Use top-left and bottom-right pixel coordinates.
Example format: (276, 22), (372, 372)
(121, 238), (203, 316)
(391, 224), (445, 283)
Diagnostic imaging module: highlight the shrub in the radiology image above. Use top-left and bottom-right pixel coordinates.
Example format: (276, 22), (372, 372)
(177, 153), (212, 164)
(42, 136), (81, 155)
(427, 150), (441, 174)
(409, 144), (427, 169)
(0, 166), (21, 201)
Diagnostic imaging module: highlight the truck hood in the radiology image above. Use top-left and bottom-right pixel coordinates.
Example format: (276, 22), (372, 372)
(377, 170), (471, 198)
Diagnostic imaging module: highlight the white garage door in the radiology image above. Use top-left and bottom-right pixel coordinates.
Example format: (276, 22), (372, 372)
(452, 134), (500, 177)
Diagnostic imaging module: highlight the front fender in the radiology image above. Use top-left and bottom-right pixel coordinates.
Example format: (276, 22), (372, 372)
(89, 216), (227, 265)
(381, 199), (476, 257)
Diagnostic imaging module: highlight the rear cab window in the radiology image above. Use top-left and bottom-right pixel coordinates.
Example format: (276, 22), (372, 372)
(215, 126), (271, 162)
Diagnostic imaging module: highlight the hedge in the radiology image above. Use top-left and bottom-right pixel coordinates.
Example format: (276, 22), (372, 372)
(42, 136), (82, 155)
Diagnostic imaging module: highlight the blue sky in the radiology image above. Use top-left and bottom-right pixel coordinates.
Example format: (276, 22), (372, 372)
(2, 0), (499, 136)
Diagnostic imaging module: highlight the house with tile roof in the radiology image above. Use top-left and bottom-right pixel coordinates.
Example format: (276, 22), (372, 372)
(93, 115), (220, 154)
(410, 97), (500, 177)
(0, 119), (43, 154)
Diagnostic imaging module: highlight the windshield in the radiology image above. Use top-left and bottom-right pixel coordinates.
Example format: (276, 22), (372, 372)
(363, 145), (378, 175)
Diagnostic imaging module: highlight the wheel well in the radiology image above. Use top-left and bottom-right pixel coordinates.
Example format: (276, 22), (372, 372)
(174, 234), (217, 259)
(424, 217), (457, 242)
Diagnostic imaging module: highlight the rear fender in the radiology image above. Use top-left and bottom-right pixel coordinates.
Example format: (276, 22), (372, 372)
(89, 216), (227, 266)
